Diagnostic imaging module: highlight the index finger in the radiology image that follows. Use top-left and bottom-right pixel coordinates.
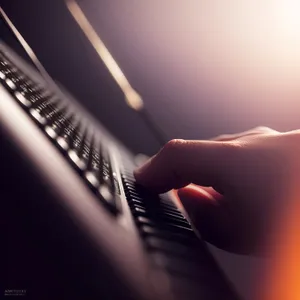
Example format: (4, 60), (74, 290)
(134, 139), (239, 193)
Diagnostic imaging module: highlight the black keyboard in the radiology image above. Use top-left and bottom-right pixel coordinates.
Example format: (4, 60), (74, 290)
(1, 47), (240, 300)
(0, 51), (122, 214)
(0, 48), (205, 278)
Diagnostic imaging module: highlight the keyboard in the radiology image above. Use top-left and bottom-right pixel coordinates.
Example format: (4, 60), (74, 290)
(0, 49), (124, 213)
(1, 42), (240, 300)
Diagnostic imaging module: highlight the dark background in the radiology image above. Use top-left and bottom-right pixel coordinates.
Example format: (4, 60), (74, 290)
(1, 1), (298, 299)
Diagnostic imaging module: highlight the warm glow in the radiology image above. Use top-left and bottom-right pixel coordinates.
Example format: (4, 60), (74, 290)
(66, 0), (144, 111)
(275, 0), (300, 36)
(261, 190), (300, 300)
(77, 0), (300, 119)
(64, 2), (300, 298)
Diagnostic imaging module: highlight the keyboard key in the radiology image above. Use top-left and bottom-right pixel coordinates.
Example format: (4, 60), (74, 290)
(70, 128), (90, 171)
(140, 225), (197, 244)
(136, 216), (193, 233)
(132, 208), (191, 232)
(145, 237), (201, 260)
(14, 91), (31, 107)
(151, 253), (204, 279)
(85, 171), (99, 188)
(56, 116), (76, 150)
(99, 184), (114, 204)
(29, 108), (47, 125)
(0, 70), (5, 80)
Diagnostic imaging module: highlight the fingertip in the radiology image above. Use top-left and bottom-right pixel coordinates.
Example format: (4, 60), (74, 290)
(177, 186), (236, 251)
(133, 167), (141, 182)
(177, 186), (217, 223)
(133, 156), (153, 183)
(177, 185), (216, 202)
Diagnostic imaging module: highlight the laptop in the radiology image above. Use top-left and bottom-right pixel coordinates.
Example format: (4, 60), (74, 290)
(1, 29), (241, 300)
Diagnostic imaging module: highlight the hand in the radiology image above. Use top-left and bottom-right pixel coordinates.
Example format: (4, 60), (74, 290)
(134, 127), (300, 255)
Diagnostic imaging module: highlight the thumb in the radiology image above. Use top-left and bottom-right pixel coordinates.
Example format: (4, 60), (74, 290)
(177, 185), (237, 252)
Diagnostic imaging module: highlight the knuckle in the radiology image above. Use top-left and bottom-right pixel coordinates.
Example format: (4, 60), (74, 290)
(159, 139), (187, 163)
(163, 139), (186, 153)
(253, 126), (272, 132)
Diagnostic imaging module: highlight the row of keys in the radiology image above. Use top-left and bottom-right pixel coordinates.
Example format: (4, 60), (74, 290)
(121, 170), (211, 274)
(121, 169), (236, 299)
(0, 51), (121, 214)
(1, 51), (240, 300)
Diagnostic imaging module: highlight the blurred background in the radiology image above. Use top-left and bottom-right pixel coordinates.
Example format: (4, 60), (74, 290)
(1, 1), (299, 299)
(1, 0), (299, 156)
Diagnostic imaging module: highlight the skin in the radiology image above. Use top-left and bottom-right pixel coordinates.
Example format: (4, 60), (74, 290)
(134, 127), (300, 255)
